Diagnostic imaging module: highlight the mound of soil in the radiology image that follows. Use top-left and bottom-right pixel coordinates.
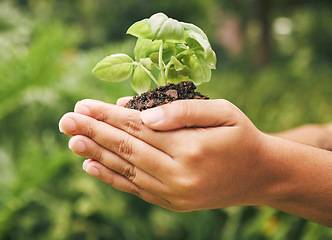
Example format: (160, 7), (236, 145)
(125, 81), (209, 111)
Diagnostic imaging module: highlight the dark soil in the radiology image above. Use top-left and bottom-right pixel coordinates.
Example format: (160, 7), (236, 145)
(125, 81), (209, 111)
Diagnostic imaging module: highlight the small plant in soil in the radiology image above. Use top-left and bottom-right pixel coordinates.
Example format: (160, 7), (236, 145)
(92, 12), (217, 110)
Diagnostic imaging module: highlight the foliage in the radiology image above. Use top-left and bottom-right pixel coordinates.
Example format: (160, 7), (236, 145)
(8, 0), (216, 48)
(92, 13), (216, 94)
(0, 1), (332, 240)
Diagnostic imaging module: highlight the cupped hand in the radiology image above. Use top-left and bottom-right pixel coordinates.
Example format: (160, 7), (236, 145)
(59, 99), (274, 211)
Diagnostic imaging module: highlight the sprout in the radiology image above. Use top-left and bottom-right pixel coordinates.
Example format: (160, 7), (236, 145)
(92, 12), (217, 94)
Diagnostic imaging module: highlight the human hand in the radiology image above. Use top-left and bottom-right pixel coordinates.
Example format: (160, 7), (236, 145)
(118, 97), (332, 150)
(58, 99), (281, 211)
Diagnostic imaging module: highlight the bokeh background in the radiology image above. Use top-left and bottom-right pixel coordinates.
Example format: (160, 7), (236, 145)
(1, 0), (332, 239)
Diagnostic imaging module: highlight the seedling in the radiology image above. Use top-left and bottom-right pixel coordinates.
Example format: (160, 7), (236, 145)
(92, 13), (217, 94)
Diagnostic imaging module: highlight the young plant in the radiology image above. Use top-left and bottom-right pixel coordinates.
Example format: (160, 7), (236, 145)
(92, 12), (217, 94)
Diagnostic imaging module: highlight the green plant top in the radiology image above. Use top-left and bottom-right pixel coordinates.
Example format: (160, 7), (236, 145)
(92, 12), (217, 94)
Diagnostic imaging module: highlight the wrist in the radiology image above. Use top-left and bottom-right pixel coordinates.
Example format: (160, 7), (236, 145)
(257, 134), (332, 225)
(251, 134), (297, 206)
(257, 135), (298, 204)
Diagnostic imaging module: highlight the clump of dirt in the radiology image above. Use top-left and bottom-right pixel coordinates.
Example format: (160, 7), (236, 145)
(125, 81), (209, 111)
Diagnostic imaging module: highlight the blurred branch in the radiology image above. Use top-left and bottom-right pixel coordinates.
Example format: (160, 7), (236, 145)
(257, 0), (272, 66)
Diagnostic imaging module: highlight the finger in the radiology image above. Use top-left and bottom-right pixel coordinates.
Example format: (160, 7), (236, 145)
(72, 99), (179, 152)
(139, 99), (245, 131)
(59, 112), (175, 178)
(116, 97), (133, 106)
(83, 159), (171, 208)
(69, 135), (167, 193)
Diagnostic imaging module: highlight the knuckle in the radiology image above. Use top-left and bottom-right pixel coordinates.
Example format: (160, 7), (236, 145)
(85, 123), (96, 139)
(179, 177), (196, 192)
(120, 164), (137, 183)
(173, 174), (199, 196)
(218, 99), (232, 113)
(183, 101), (193, 127)
(165, 175), (202, 211)
(124, 114), (143, 137)
(174, 100), (192, 127)
(217, 99), (234, 112)
(129, 185), (141, 197)
(117, 136), (133, 161)
(93, 148), (103, 161)
(98, 110), (111, 123)
(184, 141), (207, 163)
(171, 100), (199, 128)
(106, 173), (115, 186)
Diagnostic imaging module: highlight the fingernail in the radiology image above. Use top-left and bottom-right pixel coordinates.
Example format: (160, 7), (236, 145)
(59, 117), (76, 133)
(75, 104), (91, 116)
(69, 139), (85, 152)
(83, 160), (100, 176)
(82, 159), (89, 170)
(140, 107), (164, 125)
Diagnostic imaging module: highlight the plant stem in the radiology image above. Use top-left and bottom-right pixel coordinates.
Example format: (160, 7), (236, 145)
(176, 46), (201, 59)
(138, 63), (160, 86)
(159, 40), (167, 85)
(165, 61), (172, 79)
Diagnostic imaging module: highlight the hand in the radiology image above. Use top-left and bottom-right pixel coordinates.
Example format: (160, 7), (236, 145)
(59, 99), (276, 211)
(118, 96), (332, 150)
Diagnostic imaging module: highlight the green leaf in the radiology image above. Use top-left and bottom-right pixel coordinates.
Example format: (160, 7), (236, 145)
(169, 56), (186, 71)
(149, 45), (176, 63)
(161, 44), (177, 62)
(134, 38), (176, 63)
(149, 13), (185, 41)
(179, 65), (190, 76)
(126, 19), (154, 39)
(181, 22), (208, 39)
(134, 38), (153, 60)
(93, 13), (217, 91)
(131, 65), (151, 94)
(175, 43), (188, 54)
(183, 54), (211, 85)
(195, 50), (217, 70)
(139, 58), (153, 70)
(149, 52), (159, 63)
(181, 22), (217, 69)
(164, 68), (190, 84)
(203, 47), (217, 69)
(92, 54), (134, 82)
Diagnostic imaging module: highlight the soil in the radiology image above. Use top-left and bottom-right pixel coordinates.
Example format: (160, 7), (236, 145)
(125, 81), (209, 111)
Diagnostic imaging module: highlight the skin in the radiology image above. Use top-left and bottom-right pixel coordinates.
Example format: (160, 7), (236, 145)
(59, 99), (332, 227)
(272, 124), (332, 151)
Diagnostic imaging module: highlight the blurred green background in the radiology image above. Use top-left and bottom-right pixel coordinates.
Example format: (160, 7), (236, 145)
(0, 0), (331, 239)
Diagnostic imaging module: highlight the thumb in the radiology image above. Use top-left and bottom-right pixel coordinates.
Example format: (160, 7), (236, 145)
(140, 99), (244, 131)
(116, 96), (133, 107)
